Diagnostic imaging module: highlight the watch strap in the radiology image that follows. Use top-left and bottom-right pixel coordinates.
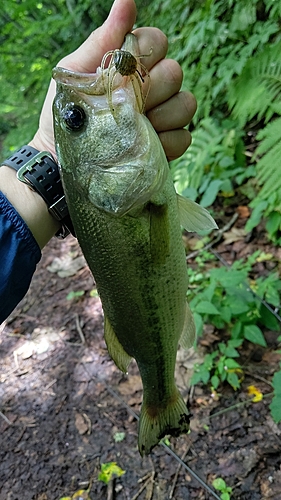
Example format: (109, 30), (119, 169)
(2, 145), (75, 239)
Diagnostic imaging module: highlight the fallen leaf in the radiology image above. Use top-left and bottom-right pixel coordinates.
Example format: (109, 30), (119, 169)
(237, 206), (250, 218)
(75, 412), (90, 435)
(118, 375), (142, 395)
(223, 227), (246, 245)
(47, 254), (86, 277)
(14, 328), (61, 359)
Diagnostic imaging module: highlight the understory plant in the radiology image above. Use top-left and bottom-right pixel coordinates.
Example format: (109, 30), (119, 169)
(140, 0), (281, 241)
(188, 251), (281, 394)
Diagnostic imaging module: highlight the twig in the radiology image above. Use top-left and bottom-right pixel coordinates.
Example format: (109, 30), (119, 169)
(202, 392), (274, 423)
(244, 370), (273, 388)
(75, 314), (85, 344)
(80, 362), (223, 500)
(131, 473), (154, 500)
(107, 479), (115, 500)
(161, 442), (221, 500)
(0, 411), (13, 425)
(82, 412), (92, 435)
(168, 447), (190, 499)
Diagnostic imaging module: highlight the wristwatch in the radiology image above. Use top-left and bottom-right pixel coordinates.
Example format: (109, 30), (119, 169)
(1, 145), (75, 239)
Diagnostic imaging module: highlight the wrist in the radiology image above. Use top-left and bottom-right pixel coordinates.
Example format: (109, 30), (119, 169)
(0, 165), (61, 249)
(0, 143), (75, 247)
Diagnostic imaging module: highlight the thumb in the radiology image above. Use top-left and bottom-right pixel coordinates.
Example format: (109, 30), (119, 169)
(61, 0), (137, 72)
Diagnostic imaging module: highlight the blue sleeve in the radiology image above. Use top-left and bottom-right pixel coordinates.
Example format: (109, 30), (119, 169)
(0, 192), (41, 323)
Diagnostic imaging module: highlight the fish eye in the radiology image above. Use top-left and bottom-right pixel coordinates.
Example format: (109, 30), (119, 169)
(62, 104), (86, 131)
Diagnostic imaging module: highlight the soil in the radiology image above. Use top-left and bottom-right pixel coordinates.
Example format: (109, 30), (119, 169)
(1, 209), (281, 500)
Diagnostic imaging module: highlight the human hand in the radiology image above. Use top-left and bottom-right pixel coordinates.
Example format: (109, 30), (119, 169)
(30, 0), (196, 162)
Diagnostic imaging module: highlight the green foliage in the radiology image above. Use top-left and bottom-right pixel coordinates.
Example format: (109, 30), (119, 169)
(212, 477), (233, 500)
(66, 290), (85, 300)
(113, 431), (126, 442)
(189, 251), (281, 390)
(191, 340), (243, 391)
(270, 367), (281, 423)
(140, 0), (281, 232)
(228, 41), (281, 126)
(0, 0), (115, 157)
(171, 118), (247, 206)
(98, 462), (126, 484)
(245, 117), (281, 243)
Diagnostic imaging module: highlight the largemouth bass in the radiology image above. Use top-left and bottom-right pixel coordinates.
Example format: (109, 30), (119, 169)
(52, 34), (217, 455)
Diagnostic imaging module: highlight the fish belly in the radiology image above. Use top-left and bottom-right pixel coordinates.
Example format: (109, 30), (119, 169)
(63, 172), (191, 454)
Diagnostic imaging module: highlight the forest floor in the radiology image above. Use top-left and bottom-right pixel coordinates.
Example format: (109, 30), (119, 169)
(1, 207), (281, 500)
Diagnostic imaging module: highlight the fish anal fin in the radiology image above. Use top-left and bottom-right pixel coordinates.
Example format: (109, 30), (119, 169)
(179, 302), (196, 349)
(138, 389), (190, 456)
(177, 194), (218, 232)
(104, 315), (132, 373)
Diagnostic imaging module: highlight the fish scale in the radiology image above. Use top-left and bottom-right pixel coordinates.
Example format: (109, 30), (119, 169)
(53, 33), (217, 455)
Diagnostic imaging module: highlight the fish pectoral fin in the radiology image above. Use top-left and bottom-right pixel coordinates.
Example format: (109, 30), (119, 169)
(179, 302), (196, 349)
(104, 315), (132, 373)
(177, 194), (218, 232)
(138, 389), (190, 456)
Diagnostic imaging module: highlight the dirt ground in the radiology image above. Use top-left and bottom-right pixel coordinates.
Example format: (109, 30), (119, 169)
(1, 209), (281, 500)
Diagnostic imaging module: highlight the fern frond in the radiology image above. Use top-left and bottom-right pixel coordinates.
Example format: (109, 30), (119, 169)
(254, 117), (281, 199)
(171, 118), (224, 193)
(228, 41), (281, 126)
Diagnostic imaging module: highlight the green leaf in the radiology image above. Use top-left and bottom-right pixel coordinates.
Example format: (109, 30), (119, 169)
(228, 338), (243, 348)
(243, 325), (267, 347)
(224, 346), (239, 358)
(200, 179), (223, 207)
(272, 370), (281, 396)
(229, 299), (250, 315)
(270, 370), (281, 423)
(193, 312), (204, 336)
(211, 374), (220, 389)
(210, 268), (248, 289)
(269, 397), (281, 423)
(227, 371), (240, 390)
(113, 432), (126, 442)
(66, 290), (85, 300)
(98, 462), (125, 484)
(259, 305), (280, 331)
(221, 493), (231, 500)
(213, 478), (227, 490)
(245, 201), (268, 232)
(195, 301), (220, 315)
(220, 306), (232, 323)
(224, 358), (241, 369)
(231, 321), (242, 339)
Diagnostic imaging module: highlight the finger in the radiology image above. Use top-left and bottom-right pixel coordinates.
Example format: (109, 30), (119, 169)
(132, 27), (168, 70)
(147, 91), (197, 132)
(60, 0), (137, 72)
(158, 129), (192, 162)
(145, 58), (183, 111)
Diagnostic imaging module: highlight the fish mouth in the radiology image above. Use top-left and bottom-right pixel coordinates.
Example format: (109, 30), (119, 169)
(52, 66), (106, 95)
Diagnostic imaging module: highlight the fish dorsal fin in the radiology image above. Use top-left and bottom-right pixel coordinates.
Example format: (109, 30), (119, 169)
(177, 194), (218, 232)
(104, 315), (132, 373)
(179, 302), (196, 349)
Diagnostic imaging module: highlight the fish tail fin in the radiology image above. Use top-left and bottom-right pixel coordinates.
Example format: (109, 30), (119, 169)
(138, 389), (190, 456)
